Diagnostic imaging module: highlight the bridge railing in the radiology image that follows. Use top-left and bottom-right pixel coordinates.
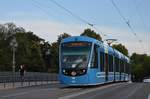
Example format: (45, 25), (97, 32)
(0, 72), (58, 89)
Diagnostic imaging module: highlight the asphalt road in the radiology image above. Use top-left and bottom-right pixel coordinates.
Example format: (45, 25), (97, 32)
(0, 82), (150, 99)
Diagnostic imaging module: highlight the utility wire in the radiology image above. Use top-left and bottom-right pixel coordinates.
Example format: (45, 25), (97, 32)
(48, 0), (106, 38)
(49, 0), (93, 27)
(31, 0), (106, 39)
(30, 0), (81, 35)
(109, 0), (145, 52)
(133, 0), (149, 33)
(110, 0), (137, 36)
(133, 0), (149, 53)
(110, 0), (128, 24)
(30, 0), (57, 19)
(92, 26), (107, 37)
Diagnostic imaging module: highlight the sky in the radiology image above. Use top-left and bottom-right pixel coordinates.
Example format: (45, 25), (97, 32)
(0, 0), (150, 55)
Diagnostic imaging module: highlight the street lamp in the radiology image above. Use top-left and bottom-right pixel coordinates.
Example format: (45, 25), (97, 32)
(10, 36), (18, 73)
(44, 43), (51, 70)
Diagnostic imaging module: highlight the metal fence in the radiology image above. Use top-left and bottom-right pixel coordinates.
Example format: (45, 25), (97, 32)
(0, 72), (58, 89)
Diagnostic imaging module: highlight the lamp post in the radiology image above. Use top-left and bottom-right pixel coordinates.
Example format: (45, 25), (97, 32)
(10, 37), (18, 74)
(45, 43), (51, 70)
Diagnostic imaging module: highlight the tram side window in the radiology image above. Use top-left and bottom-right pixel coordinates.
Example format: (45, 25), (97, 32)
(115, 58), (119, 72)
(120, 60), (124, 73)
(114, 57), (117, 72)
(91, 45), (98, 68)
(125, 62), (128, 73)
(105, 53), (109, 72)
(123, 61), (125, 73)
(108, 55), (113, 72)
(114, 57), (116, 72)
(100, 52), (104, 71)
(127, 63), (130, 74)
(119, 59), (121, 73)
(120, 60), (122, 73)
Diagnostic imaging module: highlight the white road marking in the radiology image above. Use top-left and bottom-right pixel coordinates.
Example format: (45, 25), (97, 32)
(2, 92), (28, 98)
(148, 94), (150, 99)
(1, 88), (58, 98)
(59, 83), (124, 99)
(123, 83), (143, 99)
(86, 83), (127, 99)
(39, 88), (58, 91)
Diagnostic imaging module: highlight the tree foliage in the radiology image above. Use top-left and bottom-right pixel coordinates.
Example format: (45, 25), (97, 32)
(1, 22), (150, 79)
(112, 43), (129, 56)
(57, 33), (71, 44)
(80, 28), (102, 41)
(16, 32), (45, 72)
(40, 41), (51, 71)
(0, 23), (45, 72)
(0, 23), (72, 72)
(49, 33), (71, 72)
(131, 53), (150, 82)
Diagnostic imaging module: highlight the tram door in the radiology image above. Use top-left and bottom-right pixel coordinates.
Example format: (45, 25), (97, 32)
(105, 53), (109, 82)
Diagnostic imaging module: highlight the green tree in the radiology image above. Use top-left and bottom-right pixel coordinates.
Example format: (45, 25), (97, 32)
(80, 28), (102, 41)
(0, 23), (46, 72)
(132, 64), (144, 82)
(16, 32), (45, 72)
(143, 56), (150, 77)
(40, 41), (51, 71)
(50, 42), (59, 72)
(0, 23), (25, 71)
(130, 53), (150, 82)
(112, 43), (128, 56)
(50, 33), (71, 72)
(57, 33), (71, 44)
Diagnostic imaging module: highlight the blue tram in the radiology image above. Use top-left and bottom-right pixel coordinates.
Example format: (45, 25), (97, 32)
(59, 36), (130, 86)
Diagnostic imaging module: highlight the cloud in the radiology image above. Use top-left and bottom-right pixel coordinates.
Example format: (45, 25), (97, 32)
(14, 20), (86, 42)
(0, 20), (149, 55)
(96, 26), (150, 55)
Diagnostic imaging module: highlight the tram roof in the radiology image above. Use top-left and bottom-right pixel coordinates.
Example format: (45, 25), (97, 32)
(61, 36), (129, 61)
(61, 36), (102, 44)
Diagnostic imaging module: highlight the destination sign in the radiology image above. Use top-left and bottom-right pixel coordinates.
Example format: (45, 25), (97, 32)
(62, 42), (91, 47)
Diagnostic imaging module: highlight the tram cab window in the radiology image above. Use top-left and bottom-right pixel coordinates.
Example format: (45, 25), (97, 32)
(100, 52), (104, 71)
(90, 45), (98, 68)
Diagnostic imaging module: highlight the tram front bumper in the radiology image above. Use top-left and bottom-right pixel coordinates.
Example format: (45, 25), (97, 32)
(59, 74), (89, 86)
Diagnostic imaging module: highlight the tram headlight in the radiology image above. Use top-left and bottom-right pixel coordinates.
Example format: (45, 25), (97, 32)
(63, 69), (68, 75)
(82, 69), (86, 73)
(63, 69), (66, 73)
(71, 71), (77, 76)
(78, 69), (86, 74)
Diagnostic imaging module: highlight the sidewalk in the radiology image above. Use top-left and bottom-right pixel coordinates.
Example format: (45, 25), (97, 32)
(0, 81), (59, 90)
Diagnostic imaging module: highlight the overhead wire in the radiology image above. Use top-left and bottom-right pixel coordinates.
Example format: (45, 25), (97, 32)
(31, 0), (144, 53)
(133, 0), (148, 53)
(49, 0), (93, 27)
(109, 0), (145, 53)
(133, 0), (149, 33)
(30, 0), (106, 39)
(30, 0), (54, 18)
(30, 0), (82, 36)
(48, 0), (106, 38)
(110, 0), (137, 37)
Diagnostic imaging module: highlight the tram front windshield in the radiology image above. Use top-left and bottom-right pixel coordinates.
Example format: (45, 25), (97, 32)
(61, 42), (91, 69)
